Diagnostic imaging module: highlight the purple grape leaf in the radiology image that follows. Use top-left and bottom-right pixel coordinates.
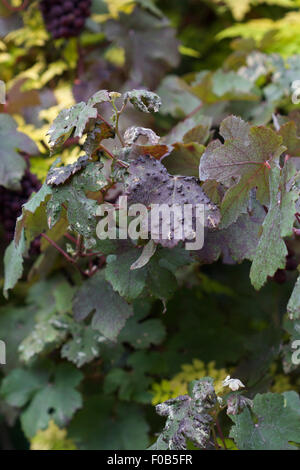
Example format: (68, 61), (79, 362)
(200, 115), (286, 228)
(162, 142), (205, 177)
(46, 156), (89, 186)
(104, 8), (180, 89)
(196, 199), (266, 265)
(0, 114), (38, 190)
(125, 154), (220, 248)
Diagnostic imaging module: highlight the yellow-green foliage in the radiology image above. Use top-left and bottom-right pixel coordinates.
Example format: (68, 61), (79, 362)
(213, 0), (297, 21)
(151, 360), (229, 405)
(270, 364), (300, 393)
(218, 9), (300, 56)
(30, 421), (77, 451)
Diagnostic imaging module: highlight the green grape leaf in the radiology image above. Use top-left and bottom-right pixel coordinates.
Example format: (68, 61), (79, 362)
(190, 70), (260, 104)
(250, 164), (298, 290)
(0, 304), (36, 372)
(157, 75), (201, 118)
(21, 364), (83, 438)
(104, 367), (152, 404)
(15, 182), (52, 248)
(119, 307), (166, 349)
(287, 274), (300, 320)
(229, 391), (300, 450)
(3, 230), (26, 298)
(0, 114), (38, 190)
(47, 162), (106, 246)
(19, 321), (66, 364)
(0, 368), (48, 408)
(18, 278), (75, 363)
(105, 246), (180, 303)
(200, 115), (286, 228)
(47, 90), (110, 150)
(59, 318), (105, 368)
(73, 271), (133, 341)
(150, 378), (217, 450)
(105, 249), (149, 301)
(69, 396), (149, 450)
(124, 89), (161, 113)
(46, 156), (89, 186)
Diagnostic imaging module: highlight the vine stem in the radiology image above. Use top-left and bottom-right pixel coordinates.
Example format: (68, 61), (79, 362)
(185, 103), (203, 119)
(211, 426), (220, 450)
(97, 113), (114, 130)
(215, 417), (227, 450)
(111, 101), (126, 147)
(41, 233), (86, 277)
(98, 143), (128, 168)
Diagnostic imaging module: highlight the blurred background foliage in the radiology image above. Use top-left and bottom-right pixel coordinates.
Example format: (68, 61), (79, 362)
(0, 0), (299, 450)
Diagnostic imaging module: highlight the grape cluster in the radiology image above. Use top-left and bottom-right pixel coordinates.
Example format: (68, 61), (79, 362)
(40, 0), (92, 39)
(0, 171), (41, 253)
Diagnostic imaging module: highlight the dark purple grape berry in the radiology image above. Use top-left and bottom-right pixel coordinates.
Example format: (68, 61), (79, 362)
(272, 269), (287, 284)
(40, 0), (92, 39)
(0, 170), (41, 253)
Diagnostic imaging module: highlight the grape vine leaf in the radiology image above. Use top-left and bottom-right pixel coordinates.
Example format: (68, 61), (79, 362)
(287, 274), (300, 320)
(1, 364), (83, 438)
(190, 70), (260, 104)
(200, 115), (286, 228)
(278, 120), (300, 157)
(60, 319), (105, 368)
(105, 246), (180, 303)
(73, 271), (133, 341)
(229, 391), (300, 450)
(3, 230), (26, 298)
(196, 199), (266, 265)
(83, 120), (115, 158)
(250, 164), (298, 290)
(162, 142), (205, 177)
(69, 396), (149, 450)
(0, 114), (38, 190)
(105, 249), (149, 301)
(157, 75), (201, 118)
(150, 378), (217, 450)
(163, 113), (212, 146)
(0, 304), (35, 372)
(47, 162), (107, 246)
(0, 368), (48, 408)
(104, 8), (180, 88)
(125, 155), (220, 248)
(119, 300), (166, 349)
(15, 182), (52, 249)
(46, 156), (89, 186)
(47, 90), (110, 150)
(124, 89), (161, 114)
